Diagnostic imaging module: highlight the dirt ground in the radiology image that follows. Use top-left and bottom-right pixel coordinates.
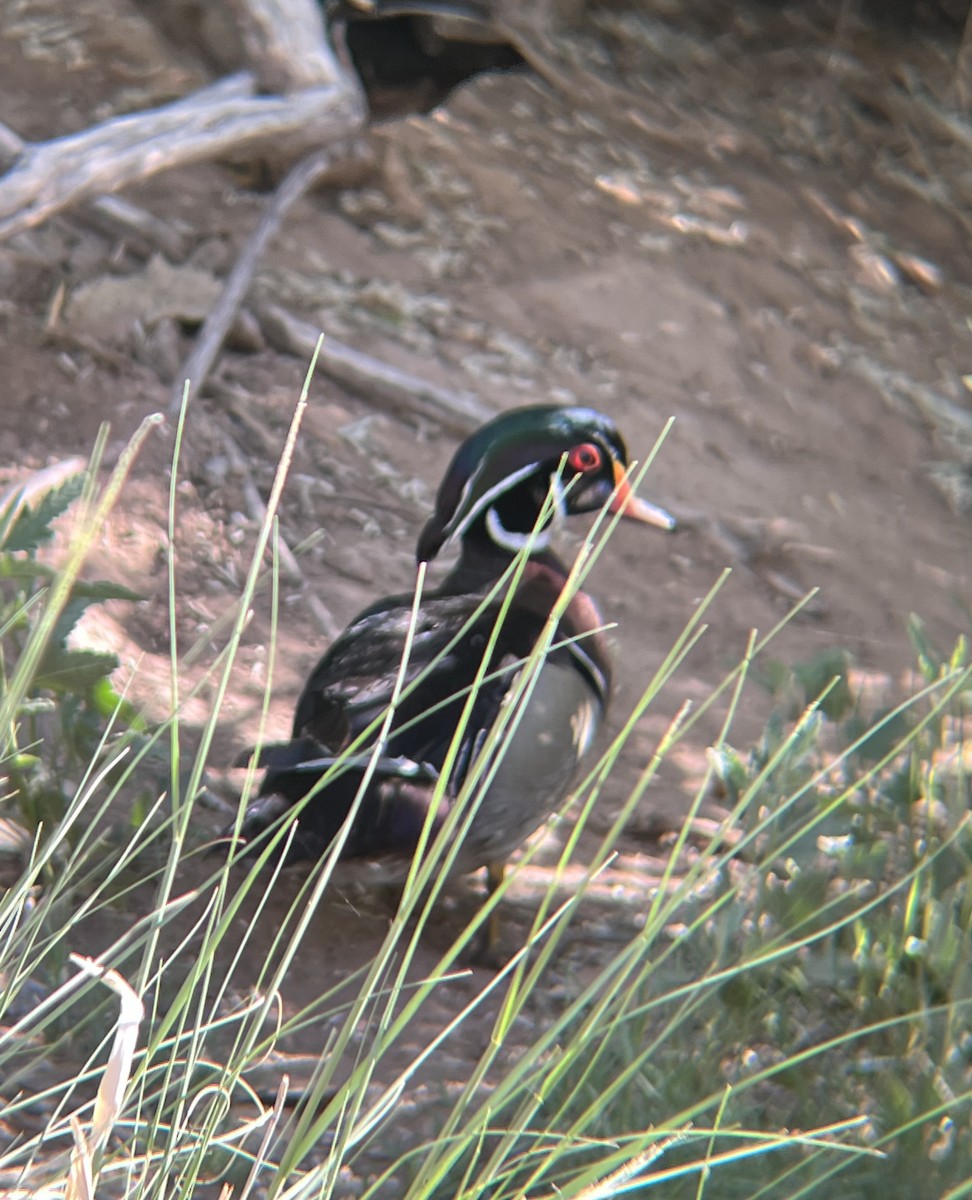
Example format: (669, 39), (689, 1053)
(2, 0), (972, 1189)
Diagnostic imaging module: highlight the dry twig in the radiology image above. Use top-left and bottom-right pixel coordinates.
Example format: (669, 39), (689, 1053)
(83, 195), (192, 261)
(257, 303), (494, 432)
(169, 142), (373, 416)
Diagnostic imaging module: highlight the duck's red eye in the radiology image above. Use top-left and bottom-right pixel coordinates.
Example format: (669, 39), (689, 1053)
(567, 443), (602, 473)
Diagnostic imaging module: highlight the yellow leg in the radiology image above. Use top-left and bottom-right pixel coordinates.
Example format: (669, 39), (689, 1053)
(485, 860), (505, 956)
(470, 860), (505, 968)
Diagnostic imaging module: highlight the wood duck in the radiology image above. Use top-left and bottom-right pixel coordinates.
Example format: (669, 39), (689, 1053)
(231, 405), (674, 946)
(327, 0), (524, 118)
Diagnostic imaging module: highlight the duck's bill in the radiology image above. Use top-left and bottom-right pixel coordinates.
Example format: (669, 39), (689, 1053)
(610, 463), (677, 530)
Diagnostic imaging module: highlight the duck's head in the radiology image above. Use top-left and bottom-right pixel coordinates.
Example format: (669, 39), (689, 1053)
(416, 405), (675, 564)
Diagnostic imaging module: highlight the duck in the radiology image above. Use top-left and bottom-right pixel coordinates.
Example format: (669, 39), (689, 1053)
(327, 1), (524, 119)
(230, 405), (674, 952)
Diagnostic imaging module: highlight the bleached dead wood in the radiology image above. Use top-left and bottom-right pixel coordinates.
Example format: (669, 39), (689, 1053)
(0, 120), (24, 172)
(225, 0), (343, 91)
(256, 303), (495, 433)
(84, 195), (192, 261)
(0, 0), (366, 244)
(0, 77), (364, 243)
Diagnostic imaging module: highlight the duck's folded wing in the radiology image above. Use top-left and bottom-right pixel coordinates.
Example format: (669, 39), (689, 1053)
(291, 591), (507, 750)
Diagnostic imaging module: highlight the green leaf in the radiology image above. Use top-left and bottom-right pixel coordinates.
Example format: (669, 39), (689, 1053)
(778, 708), (825, 767)
(794, 648), (855, 721)
(33, 646), (120, 695)
(89, 676), (146, 730)
(847, 708), (916, 765)
(0, 491), (21, 547)
(1, 475), (85, 553)
(70, 579), (143, 603)
(764, 868), (831, 931)
(882, 758), (922, 808)
(8, 752), (41, 771)
(907, 613), (944, 682)
(708, 744), (749, 803)
(840, 836), (890, 882)
(751, 657), (792, 700)
(46, 597), (95, 655)
(44, 581), (142, 656)
(948, 634), (968, 673)
(0, 555), (56, 582)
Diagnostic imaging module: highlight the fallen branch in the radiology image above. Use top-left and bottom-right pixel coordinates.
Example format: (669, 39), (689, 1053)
(0, 74), (364, 243)
(226, 0), (343, 91)
(0, 120), (24, 172)
(0, 0), (365, 241)
(256, 303), (494, 433)
(169, 141), (373, 416)
(83, 195), (192, 262)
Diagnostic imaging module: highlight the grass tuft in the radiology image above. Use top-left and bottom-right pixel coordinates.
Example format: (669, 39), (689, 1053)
(0, 402), (970, 1199)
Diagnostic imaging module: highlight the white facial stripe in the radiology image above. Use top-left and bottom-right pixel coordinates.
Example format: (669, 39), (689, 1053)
(446, 459), (484, 538)
(485, 505), (551, 552)
(548, 471), (568, 528)
(483, 470), (570, 553)
(446, 459), (543, 545)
